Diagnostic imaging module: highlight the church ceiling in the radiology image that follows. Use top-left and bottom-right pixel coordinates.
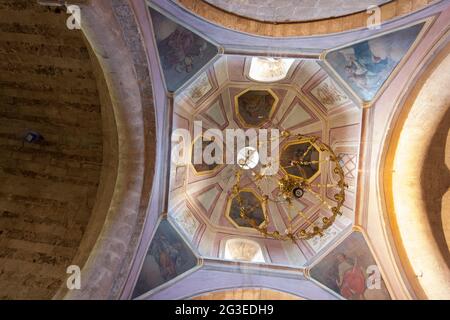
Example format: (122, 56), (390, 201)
(168, 55), (360, 269)
(310, 231), (392, 300)
(132, 220), (198, 299)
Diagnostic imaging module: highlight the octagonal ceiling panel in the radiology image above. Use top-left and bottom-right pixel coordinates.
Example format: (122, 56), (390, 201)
(132, 5), (437, 299)
(227, 190), (266, 229)
(280, 140), (321, 181)
(191, 136), (223, 174)
(169, 54), (361, 269)
(235, 89), (277, 127)
(132, 219), (199, 299)
(228, 86), (287, 129)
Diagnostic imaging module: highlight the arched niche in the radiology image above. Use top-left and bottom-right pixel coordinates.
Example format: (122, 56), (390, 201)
(248, 58), (295, 83)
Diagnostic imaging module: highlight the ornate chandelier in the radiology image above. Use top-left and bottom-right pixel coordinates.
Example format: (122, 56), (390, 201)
(231, 130), (347, 241)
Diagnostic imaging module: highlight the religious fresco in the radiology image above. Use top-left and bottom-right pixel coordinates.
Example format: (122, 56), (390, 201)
(310, 232), (391, 300)
(149, 8), (218, 92)
(132, 220), (197, 298)
(325, 23), (424, 101)
(191, 137), (222, 174)
(236, 89), (276, 127)
(280, 141), (320, 180)
(228, 190), (265, 228)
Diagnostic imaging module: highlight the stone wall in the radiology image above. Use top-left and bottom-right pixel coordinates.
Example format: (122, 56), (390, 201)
(0, 0), (103, 299)
(56, 0), (157, 300)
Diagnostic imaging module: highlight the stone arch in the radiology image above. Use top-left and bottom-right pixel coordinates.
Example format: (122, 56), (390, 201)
(53, 0), (158, 299)
(383, 39), (450, 299)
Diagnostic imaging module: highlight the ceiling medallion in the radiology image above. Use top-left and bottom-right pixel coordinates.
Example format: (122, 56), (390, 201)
(231, 131), (348, 241)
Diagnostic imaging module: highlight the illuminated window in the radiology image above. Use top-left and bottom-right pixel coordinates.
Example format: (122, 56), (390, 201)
(224, 238), (265, 263)
(248, 57), (295, 82)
